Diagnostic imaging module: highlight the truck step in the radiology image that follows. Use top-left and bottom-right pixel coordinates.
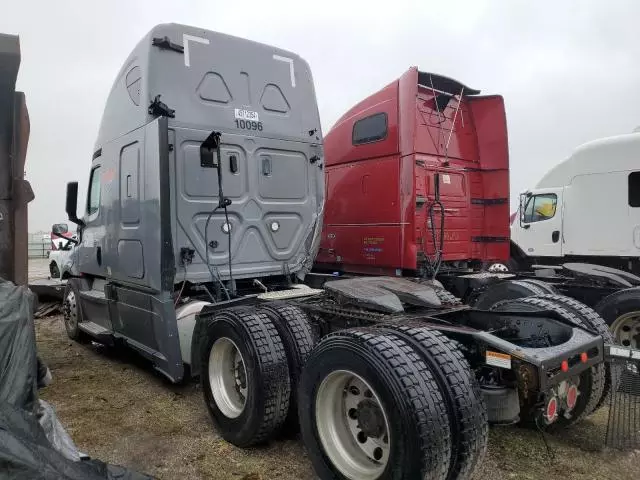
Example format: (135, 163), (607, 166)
(78, 321), (113, 341)
(81, 289), (106, 300)
(257, 285), (323, 301)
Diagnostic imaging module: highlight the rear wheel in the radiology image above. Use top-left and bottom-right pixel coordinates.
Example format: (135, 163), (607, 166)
(595, 288), (640, 349)
(62, 284), (87, 342)
(537, 294), (613, 411)
(258, 302), (317, 432)
(201, 309), (290, 447)
(491, 296), (606, 427)
(610, 312), (640, 348)
(377, 323), (488, 480)
(299, 328), (452, 480)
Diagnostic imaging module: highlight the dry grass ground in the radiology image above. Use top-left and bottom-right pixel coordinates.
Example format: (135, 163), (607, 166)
(36, 315), (640, 480)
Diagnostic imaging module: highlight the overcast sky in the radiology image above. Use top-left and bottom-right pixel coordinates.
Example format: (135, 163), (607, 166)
(2, 0), (639, 232)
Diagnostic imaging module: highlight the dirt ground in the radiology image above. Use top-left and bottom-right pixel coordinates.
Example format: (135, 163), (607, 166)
(36, 315), (640, 480)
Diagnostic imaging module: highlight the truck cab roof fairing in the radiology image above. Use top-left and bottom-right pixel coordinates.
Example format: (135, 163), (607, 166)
(417, 71), (481, 96)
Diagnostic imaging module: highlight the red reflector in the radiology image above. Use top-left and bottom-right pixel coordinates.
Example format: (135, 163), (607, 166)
(561, 360), (569, 372)
(580, 352), (588, 363)
(546, 397), (558, 422)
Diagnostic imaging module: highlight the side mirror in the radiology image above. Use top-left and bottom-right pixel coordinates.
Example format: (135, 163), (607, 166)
(51, 223), (68, 236)
(66, 182), (85, 227)
(518, 192), (528, 229)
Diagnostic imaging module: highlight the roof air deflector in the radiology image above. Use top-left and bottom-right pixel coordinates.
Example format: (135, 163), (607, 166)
(417, 71), (480, 96)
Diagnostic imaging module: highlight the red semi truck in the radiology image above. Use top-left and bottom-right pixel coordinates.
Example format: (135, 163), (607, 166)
(314, 67), (640, 351)
(315, 67), (510, 277)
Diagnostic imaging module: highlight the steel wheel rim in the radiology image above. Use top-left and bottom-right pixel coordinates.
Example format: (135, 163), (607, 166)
(488, 263), (509, 273)
(315, 370), (391, 480)
(63, 291), (78, 332)
(208, 337), (248, 419)
(611, 312), (640, 349)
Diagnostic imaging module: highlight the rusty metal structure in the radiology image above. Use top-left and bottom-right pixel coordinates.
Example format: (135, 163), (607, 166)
(0, 33), (32, 285)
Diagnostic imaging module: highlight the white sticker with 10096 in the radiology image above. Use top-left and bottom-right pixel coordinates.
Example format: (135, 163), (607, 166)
(234, 108), (259, 122)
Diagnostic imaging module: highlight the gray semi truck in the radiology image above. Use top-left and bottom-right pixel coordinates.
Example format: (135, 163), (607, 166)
(61, 23), (634, 480)
(61, 23), (324, 382)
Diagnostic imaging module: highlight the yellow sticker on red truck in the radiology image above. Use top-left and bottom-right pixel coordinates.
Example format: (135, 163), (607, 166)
(486, 351), (512, 369)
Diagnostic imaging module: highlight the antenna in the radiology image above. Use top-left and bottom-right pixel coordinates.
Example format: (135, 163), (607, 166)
(443, 86), (465, 165)
(428, 75), (445, 156)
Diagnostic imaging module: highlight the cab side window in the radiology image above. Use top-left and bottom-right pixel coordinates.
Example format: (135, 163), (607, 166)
(629, 171), (640, 207)
(522, 194), (557, 223)
(87, 166), (102, 215)
(352, 113), (388, 145)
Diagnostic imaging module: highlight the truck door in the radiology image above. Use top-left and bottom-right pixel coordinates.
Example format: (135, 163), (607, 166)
(512, 188), (563, 258)
(76, 157), (108, 277)
(108, 117), (182, 381)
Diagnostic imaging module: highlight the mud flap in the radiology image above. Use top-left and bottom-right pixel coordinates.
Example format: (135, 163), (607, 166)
(604, 345), (640, 450)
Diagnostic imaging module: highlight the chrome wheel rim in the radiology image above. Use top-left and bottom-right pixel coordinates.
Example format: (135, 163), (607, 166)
(63, 291), (78, 332)
(488, 263), (509, 273)
(315, 370), (390, 480)
(611, 312), (640, 349)
(208, 337), (248, 418)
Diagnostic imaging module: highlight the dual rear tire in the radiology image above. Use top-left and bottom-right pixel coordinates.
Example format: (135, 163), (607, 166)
(201, 303), (317, 447)
(201, 308), (291, 447)
(299, 329), (454, 480)
(202, 306), (487, 479)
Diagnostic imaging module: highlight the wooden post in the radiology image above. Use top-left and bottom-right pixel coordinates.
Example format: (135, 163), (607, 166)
(0, 34), (32, 284)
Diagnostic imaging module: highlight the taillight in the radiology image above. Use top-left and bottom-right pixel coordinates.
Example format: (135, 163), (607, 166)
(566, 384), (579, 410)
(545, 396), (559, 423)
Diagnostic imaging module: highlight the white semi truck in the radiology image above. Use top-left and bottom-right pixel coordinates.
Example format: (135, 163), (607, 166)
(511, 130), (640, 274)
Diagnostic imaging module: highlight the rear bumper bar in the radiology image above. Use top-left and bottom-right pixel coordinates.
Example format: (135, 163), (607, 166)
(473, 327), (604, 391)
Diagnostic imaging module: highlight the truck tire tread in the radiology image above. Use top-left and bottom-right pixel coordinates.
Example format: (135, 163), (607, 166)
(259, 302), (317, 432)
(377, 322), (488, 480)
(299, 328), (452, 480)
(518, 279), (558, 294)
(535, 294), (613, 411)
(435, 288), (463, 306)
(201, 308), (290, 447)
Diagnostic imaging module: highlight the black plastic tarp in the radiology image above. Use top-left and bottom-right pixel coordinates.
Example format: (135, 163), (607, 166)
(0, 279), (38, 412)
(0, 278), (154, 480)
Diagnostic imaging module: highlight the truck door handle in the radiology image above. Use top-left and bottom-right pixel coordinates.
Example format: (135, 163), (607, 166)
(229, 154), (238, 174)
(523, 224), (530, 229)
(262, 156), (272, 176)
(552, 230), (560, 243)
(96, 246), (102, 266)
